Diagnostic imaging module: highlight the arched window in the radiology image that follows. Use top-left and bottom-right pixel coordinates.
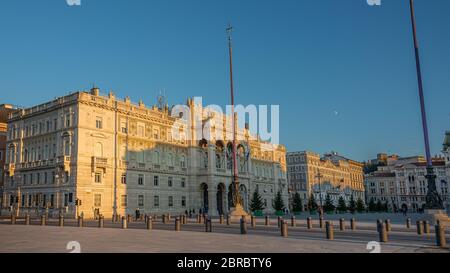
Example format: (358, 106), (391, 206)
(180, 155), (186, 168)
(167, 153), (174, 167)
(138, 149), (145, 163)
(153, 151), (160, 164)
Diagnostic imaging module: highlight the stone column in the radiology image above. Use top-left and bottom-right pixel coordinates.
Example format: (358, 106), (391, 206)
(208, 183), (217, 216)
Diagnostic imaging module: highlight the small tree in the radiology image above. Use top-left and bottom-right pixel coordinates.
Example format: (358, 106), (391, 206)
(376, 200), (383, 212)
(337, 196), (347, 213)
(292, 192), (303, 213)
(307, 193), (318, 213)
(356, 198), (366, 213)
(348, 195), (356, 214)
(249, 188), (265, 212)
(368, 198), (377, 212)
(323, 194), (335, 213)
(272, 191), (285, 212)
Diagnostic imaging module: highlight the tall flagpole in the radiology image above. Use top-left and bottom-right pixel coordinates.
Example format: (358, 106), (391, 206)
(408, 0), (443, 209)
(227, 23), (248, 217)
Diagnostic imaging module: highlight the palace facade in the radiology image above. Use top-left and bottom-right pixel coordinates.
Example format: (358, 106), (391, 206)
(1, 88), (288, 218)
(364, 138), (450, 212)
(287, 151), (365, 210)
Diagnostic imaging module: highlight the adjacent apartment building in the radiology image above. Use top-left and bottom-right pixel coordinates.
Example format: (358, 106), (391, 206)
(286, 151), (365, 210)
(365, 133), (450, 212)
(0, 104), (18, 211)
(2, 88), (288, 218)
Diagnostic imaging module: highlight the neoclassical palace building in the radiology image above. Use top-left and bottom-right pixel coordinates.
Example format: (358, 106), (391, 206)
(2, 88), (288, 218)
(287, 151), (365, 209)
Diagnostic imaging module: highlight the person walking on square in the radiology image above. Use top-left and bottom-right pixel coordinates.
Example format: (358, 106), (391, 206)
(135, 208), (140, 220)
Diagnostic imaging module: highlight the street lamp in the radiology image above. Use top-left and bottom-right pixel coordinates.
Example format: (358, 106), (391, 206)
(408, 0), (443, 210)
(315, 170), (324, 215)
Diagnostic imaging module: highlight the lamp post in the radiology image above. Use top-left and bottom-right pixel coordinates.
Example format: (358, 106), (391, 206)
(408, 0), (443, 209)
(315, 170), (324, 215)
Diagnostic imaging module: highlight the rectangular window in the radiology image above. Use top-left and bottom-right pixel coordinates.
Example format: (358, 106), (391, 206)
(168, 196), (173, 207)
(121, 195), (127, 207)
(121, 173), (127, 184)
(66, 114), (71, 127)
(182, 196), (186, 207)
(21, 195), (25, 207)
(137, 125), (144, 137)
(168, 177), (173, 187)
(69, 193), (73, 203)
(44, 172), (48, 184)
(138, 174), (144, 185)
(37, 173), (40, 184)
(65, 171), (70, 183)
(181, 178), (186, 188)
(64, 194), (69, 207)
(154, 196), (159, 207)
(95, 117), (103, 129)
(154, 176), (159, 186)
(94, 194), (101, 207)
(95, 172), (102, 183)
(138, 195), (144, 207)
(28, 195), (32, 207)
(50, 194), (54, 207)
(121, 121), (127, 133)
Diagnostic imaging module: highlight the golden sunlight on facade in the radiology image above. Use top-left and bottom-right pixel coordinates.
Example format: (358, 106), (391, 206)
(2, 88), (287, 218)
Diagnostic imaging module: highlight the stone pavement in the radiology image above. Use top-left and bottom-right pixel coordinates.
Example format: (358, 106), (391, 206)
(0, 223), (448, 253)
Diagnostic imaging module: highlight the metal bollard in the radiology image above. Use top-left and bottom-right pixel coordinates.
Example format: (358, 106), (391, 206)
(319, 217), (324, 229)
(291, 216), (296, 227)
(251, 215), (256, 228)
(325, 221), (334, 240)
(10, 214), (16, 225)
(122, 216), (128, 229)
(265, 216), (270, 226)
(205, 218), (212, 232)
(277, 216), (282, 228)
(350, 218), (356, 230)
(435, 224), (446, 248)
(98, 216), (104, 228)
(59, 215), (64, 227)
(25, 214), (30, 225)
(339, 218), (345, 231)
(147, 216), (153, 230)
(240, 218), (247, 234)
(307, 217), (312, 229)
(78, 216), (83, 228)
(226, 215), (231, 226)
(378, 222), (388, 243)
(423, 221), (430, 234)
(41, 215), (46, 226)
(385, 219), (392, 232)
(377, 219), (383, 232)
(416, 221), (423, 235)
(175, 218), (181, 231)
(183, 215), (187, 225)
(406, 218), (411, 229)
(281, 220), (288, 237)
(220, 215), (224, 225)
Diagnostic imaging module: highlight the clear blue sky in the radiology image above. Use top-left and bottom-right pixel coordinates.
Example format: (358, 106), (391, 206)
(0, 0), (449, 162)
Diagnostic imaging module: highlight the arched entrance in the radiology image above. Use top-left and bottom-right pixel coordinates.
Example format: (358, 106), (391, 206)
(201, 183), (208, 214)
(228, 184), (233, 210)
(217, 183), (225, 215)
